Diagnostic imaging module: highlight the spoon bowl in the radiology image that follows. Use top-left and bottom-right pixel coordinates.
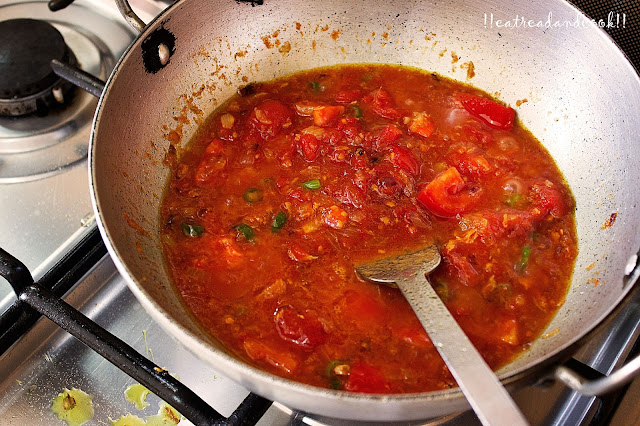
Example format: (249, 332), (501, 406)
(356, 243), (528, 426)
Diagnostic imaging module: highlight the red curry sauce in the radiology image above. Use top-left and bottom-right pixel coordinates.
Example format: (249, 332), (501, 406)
(160, 64), (577, 393)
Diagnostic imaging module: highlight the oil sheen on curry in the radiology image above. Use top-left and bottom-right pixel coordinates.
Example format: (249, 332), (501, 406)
(161, 64), (577, 394)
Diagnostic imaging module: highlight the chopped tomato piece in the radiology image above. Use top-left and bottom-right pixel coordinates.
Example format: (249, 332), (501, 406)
(389, 145), (419, 176)
(458, 93), (515, 131)
(293, 101), (318, 116)
(396, 324), (432, 349)
(274, 305), (327, 349)
(408, 112), (435, 138)
(368, 88), (402, 120)
(461, 123), (495, 146)
(530, 181), (569, 218)
(216, 236), (243, 266)
(442, 240), (480, 286)
(275, 175), (291, 190)
(497, 317), (519, 345)
(337, 117), (363, 145)
(243, 339), (299, 374)
(287, 244), (318, 262)
(203, 138), (225, 155)
(194, 139), (227, 184)
(371, 169), (404, 199)
(251, 99), (295, 138)
(459, 210), (533, 244)
(330, 179), (367, 209)
(375, 124), (403, 148)
(417, 167), (478, 218)
(298, 133), (320, 161)
(322, 205), (349, 229)
(449, 145), (493, 177)
(313, 105), (345, 126)
(335, 89), (363, 103)
(344, 362), (389, 393)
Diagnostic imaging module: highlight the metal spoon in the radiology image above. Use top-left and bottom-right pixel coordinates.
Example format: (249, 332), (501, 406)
(355, 243), (528, 426)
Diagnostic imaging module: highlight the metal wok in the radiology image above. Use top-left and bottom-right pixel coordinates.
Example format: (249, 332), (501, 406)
(90, 0), (640, 420)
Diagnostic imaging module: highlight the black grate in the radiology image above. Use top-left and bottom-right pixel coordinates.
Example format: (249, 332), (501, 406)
(572, 0), (640, 71)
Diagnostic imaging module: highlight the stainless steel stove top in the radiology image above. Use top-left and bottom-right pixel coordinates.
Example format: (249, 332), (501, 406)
(0, 0), (138, 313)
(0, 0), (639, 424)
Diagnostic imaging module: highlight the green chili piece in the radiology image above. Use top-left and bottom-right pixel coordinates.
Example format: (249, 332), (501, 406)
(243, 188), (263, 203)
(272, 211), (287, 232)
(325, 359), (343, 377)
(516, 246), (531, 271)
(433, 281), (449, 301)
(309, 81), (322, 92)
(234, 223), (255, 241)
(302, 179), (321, 190)
(495, 283), (513, 295)
(505, 194), (521, 207)
(181, 223), (204, 237)
(325, 359), (347, 390)
(347, 105), (363, 118)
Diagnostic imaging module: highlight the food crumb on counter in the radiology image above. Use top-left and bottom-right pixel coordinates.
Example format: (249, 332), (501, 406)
(51, 387), (94, 426)
(125, 383), (151, 410)
(109, 413), (146, 426)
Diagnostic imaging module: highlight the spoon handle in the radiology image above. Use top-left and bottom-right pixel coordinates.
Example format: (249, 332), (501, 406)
(397, 274), (529, 426)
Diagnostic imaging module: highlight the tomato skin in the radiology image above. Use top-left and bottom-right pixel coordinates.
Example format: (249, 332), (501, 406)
(344, 362), (389, 393)
(298, 133), (320, 161)
(396, 324), (432, 348)
(408, 112), (435, 138)
(458, 94), (515, 131)
(243, 339), (299, 374)
(375, 124), (403, 148)
(335, 89), (363, 103)
(442, 240), (480, 287)
(274, 305), (327, 349)
(194, 138), (227, 184)
(367, 88), (402, 120)
(449, 145), (492, 177)
(337, 117), (363, 145)
(287, 243), (317, 262)
(417, 167), (477, 218)
(251, 100), (295, 138)
(389, 145), (420, 176)
(530, 181), (569, 218)
(313, 105), (345, 126)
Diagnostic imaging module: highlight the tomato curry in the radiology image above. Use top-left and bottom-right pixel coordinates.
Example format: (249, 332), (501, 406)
(160, 64), (577, 394)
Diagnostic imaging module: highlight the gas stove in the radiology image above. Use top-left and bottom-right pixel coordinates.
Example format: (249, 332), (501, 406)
(0, 0), (639, 425)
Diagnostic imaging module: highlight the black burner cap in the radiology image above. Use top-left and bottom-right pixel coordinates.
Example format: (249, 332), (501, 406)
(0, 18), (77, 116)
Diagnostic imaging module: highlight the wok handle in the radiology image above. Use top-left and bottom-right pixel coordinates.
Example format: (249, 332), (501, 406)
(555, 355), (640, 396)
(0, 247), (272, 425)
(114, 0), (146, 33)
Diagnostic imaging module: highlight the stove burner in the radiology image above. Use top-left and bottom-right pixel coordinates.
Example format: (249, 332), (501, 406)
(0, 19), (77, 117)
